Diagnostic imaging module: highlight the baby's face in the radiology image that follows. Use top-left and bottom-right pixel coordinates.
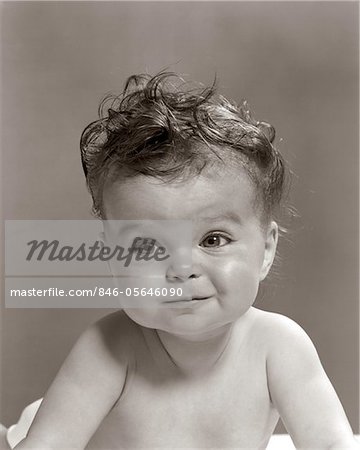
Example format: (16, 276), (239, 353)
(103, 165), (278, 337)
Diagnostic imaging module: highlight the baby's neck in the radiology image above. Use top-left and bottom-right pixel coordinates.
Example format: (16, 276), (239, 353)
(155, 314), (250, 377)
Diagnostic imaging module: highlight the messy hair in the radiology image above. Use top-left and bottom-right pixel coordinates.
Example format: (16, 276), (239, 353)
(80, 72), (287, 221)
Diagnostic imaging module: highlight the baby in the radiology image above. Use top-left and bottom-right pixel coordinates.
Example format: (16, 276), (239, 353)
(15, 72), (358, 449)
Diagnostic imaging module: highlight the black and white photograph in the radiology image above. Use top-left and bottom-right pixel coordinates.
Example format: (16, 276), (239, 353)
(1, 2), (359, 449)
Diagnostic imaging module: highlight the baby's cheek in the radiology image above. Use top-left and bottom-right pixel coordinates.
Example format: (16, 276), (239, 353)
(214, 260), (260, 301)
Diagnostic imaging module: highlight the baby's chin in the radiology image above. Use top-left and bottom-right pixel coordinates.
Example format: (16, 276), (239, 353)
(122, 306), (241, 337)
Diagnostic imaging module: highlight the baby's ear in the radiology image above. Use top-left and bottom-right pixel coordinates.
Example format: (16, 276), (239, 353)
(260, 221), (278, 281)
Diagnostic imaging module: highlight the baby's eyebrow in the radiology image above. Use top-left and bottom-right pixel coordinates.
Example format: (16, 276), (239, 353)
(196, 212), (242, 224)
(104, 222), (156, 237)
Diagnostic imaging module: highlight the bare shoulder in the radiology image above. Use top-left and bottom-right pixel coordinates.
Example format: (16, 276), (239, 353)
(49, 309), (139, 395)
(249, 307), (321, 372)
(251, 313), (358, 448)
(251, 308), (326, 400)
(82, 309), (142, 364)
(15, 311), (141, 448)
(250, 307), (313, 350)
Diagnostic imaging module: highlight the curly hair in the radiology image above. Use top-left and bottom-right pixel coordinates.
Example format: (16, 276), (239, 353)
(80, 72), (287, 221)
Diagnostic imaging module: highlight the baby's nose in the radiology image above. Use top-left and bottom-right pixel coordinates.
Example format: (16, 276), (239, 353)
(166, 264), (199, 282)
(165, 248), (199, 282)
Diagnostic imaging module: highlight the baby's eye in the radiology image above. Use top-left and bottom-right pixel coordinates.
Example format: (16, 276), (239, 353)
(131, 237), (161, 253)
(200, 233), (232, 248)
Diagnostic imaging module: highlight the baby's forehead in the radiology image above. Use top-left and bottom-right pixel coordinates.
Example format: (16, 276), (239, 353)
(102, 163), (262, 223)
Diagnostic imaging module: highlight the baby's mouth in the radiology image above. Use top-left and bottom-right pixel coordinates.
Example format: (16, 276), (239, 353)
(162, 296), (212, 304)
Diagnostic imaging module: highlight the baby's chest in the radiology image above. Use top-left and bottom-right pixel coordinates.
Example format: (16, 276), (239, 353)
(87, 360), (277, 449)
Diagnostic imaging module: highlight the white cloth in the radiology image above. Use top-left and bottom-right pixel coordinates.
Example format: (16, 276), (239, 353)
(6, 398), (43, 449)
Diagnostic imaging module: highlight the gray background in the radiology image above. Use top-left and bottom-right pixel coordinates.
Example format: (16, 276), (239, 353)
(1, 1), (358, 435)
